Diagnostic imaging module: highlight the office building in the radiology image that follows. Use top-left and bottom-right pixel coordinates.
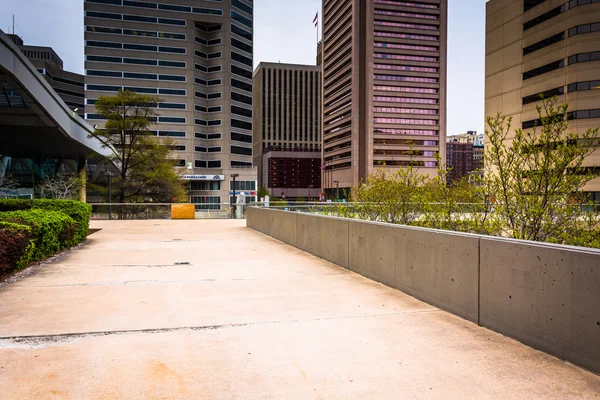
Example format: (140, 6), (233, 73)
(486, 0), (600, 200)
(253, 62), (322, 199)
(446, 141), (473, 184)
(447, 130), (481, 144)
(7, 34), (85, 117)
(321, 0), (447, 197)
(83, 0), (257, 207)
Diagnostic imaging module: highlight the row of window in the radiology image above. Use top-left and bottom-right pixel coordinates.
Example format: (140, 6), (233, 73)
(374, 118), (438, 125)
(523, 80), (600, 104)
(195, 50), (222, 59)
(195, 77), (222, 86)
(374, 86), (437, 93)
(195, 119), (222, 127)
(87, 114), (185, 123)
(374, 160), (437, 167)
(374, 75), (438, 83)
(374, 64), (437, 72)
(231, 0), (252, 16)
(374, 31), (438, 41)
(86, 55), (186, 68)
(374, 149), (435, 156)
(373, 107), (438, 115)
(373, 9), (438, 20)
(374, 0), (437, 9)
(524, 53), (600, 81)
(231, 51), (253, 67)
(568, 51), (600, 65)
(195, 146), (222, 153)
(525, 23), (600, 56)
(55, 88), (85, 98)
(374, 20), (438, 31)
(195, 36), (222, 46)
(196, 133), (221, 139)
(85, 0), (223, 16)
(374, 42), (438, 52)
(86, 84), (186, 96)
(86, 11), (186, 26)
(522, 108), (600, 128)
(232, 78), (252, 93)
(194, 91), (222, 100)
(86, 98), (186, 111)
(375, 53), (438, 62)
(373, 96), (438, 104)
(232, 24), (253, 42)
(524, 5), (564, 31)
(569, 22), (600, 37)
(373, 139), (438, 146)
(194, 64), (222, 73)
(38, 70), (84, 88)
(87, 70), (186, 82)
(86, 25), (185, 40)
(86, 40), (185, 54)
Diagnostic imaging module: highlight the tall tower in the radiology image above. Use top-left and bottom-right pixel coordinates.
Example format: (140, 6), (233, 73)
(486, 0), (600, 198)
(84, 0), (257, 206)
(321, 0), (447, 196)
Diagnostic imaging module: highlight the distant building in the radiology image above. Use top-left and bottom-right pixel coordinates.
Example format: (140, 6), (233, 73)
(253, 62), (322, 199)
(7, 34), (84, 117)
(446, 142), (473, 184)
(447, 131), (479, 144)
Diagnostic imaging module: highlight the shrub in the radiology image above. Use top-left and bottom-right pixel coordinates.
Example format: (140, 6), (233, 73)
(0, 209), (76, 261)
(0, 221), (35, 271)
(0, 199), (92, 243)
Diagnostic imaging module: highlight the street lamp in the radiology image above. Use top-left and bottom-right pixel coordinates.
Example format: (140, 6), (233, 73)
(333, 180), (339, 201)
(308, 184), (313, 202)
(104, 170), (114, 220)
(231, 173), (239, 219)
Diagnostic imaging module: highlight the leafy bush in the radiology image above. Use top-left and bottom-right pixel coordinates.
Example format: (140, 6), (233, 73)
(0, 221), (35, 271)
(0, 199), (92, 242)
(0, 209), (76, 261)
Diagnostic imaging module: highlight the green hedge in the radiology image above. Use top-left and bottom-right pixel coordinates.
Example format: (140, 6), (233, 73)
(0, 199), (92, 242)
(0, 221), (35, 271)
(0, 209), (77, 261)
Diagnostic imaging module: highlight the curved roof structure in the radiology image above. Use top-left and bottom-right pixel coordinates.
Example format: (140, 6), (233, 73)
(0, 30), (108, 159)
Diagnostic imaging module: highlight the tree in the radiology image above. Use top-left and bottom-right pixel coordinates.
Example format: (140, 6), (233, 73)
(91, 90), (186, 204)
(485, 97), (600, 243)
(40, 174), (82, 200)
(257, 186), (270, 200)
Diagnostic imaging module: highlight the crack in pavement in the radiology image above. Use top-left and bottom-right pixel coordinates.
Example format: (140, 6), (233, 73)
(25, 274), (350, 287)
(0, 309), (440, 349)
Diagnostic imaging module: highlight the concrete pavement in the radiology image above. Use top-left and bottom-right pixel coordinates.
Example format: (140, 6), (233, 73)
(0, 220), (598, 399)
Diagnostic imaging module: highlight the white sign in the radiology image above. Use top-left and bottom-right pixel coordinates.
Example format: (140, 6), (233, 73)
(182, 175), (224, 181)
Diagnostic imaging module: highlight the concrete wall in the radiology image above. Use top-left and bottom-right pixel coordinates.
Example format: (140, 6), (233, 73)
(247, 208), (600, 373)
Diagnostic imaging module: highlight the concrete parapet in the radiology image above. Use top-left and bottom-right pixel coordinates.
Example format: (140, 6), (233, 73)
(394, 227), (480, 323)
(297, 213), (349, 268)
(246, 207), (600, 372)
(479, 237), (600, 373)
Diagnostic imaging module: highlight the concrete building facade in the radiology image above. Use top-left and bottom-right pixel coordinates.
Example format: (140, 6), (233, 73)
(8, 34), (85, 117)
(486, 0), (600, 200)
(252, 62), (322, 199)
(83, 0), (257, 207)
(321, 0), (447, 196)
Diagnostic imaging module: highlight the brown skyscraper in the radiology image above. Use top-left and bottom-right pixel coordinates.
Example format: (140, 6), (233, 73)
(321, 0), (447, 195)
(486, 0), (600, 199)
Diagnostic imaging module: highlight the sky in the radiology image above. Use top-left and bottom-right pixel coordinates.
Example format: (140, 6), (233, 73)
(1, 0), (486, 135)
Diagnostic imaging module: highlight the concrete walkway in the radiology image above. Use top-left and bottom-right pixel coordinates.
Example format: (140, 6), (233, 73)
(0, 220), (598, 399)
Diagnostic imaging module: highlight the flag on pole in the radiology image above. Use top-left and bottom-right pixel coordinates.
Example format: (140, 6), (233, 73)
(313, 12), (318, 27)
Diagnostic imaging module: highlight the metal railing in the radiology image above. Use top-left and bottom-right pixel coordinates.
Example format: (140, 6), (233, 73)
(89, 203), (250, 220)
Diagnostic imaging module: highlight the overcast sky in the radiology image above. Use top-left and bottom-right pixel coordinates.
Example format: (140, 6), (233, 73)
(1, 0), (486, 135)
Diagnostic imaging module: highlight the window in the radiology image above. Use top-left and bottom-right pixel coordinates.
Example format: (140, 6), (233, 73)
(191, 196), (220, 210)
(231, 10), (253, 28)
(195, 91), (208, 99)
(123, 0), (156, 9)
(159, 4), (190, 12)
(195, 160), (207, 168)
(123, 14), (157, 23)
(523, 32), (564, 55)
(231, 105), (252, 117)
(207, 146), (221, 153)
(231, 38), (252, 54)
(523, 59), (564, 80)
(87, 70), (122, 77)
(208, 65), (222, 73)
(86, 0), (122, 4)
(232, 119), (252, 130)
(124, 72), (157, 79)
(174, 159), (186, 167)
(159, 46), (186, 54)
(231, 51), (252, 66)
(190, 181), (221, 191)
(208, 38), (222, 46)
(569, 23), (600, 37)
(195, 105), (207, 112)
(159, 103), (186, 110)
(568, 51), (600, 65)
(231, 24), (252, 41)
(567, 80), (600, 92)
(87, 55), (122, 63)
(231, 0), (252, 15)
(157, 130), (185, 137)
(230, 180), (256, 191)
(87, 40), (122, 49)
(231, 65), (252, 79)
(231, 145), (252, 156)
(208, 92), (222, 99)
(207, 160), (221, 168)
(159, 60), (186, 68)
(207, 79), (222, 86)
(522, 87), (564, 104)
(124, 43), (157, 51)
(231, 161), (252, 168)
(524, 0), (546, 11)
(159, 116), (186, 124)
(523, 5), (564, 31)
(86, 26), (122, 34)
(124, 58), (157, 65)
(158, 18), (186, 26)
(208, 106), (222, 112)
(207, 51), (222, 59)
(208, 120), (222, 126)
(86, 11), (122, 20)
(192, 7), (223, 15)
(231, 132), (252, 143)
(231, 78), (252, 92)
(159, 32), (186, 40)
(159, 88), (186, 96)
(87, 84), (120, 92)
(231, 91), (252, 105)
(123, 29), (156, 37)
(159, 74), (186, 82)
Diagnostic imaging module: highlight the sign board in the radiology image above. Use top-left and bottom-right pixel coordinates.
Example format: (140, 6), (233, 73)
(182, 175), (224, 181)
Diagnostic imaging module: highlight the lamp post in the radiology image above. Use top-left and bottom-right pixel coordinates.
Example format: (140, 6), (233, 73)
(333, 181), (339, 201)
(104, 170), (113, 220)
(231, 173), (239, 219)
(308, 184), (313, 202)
